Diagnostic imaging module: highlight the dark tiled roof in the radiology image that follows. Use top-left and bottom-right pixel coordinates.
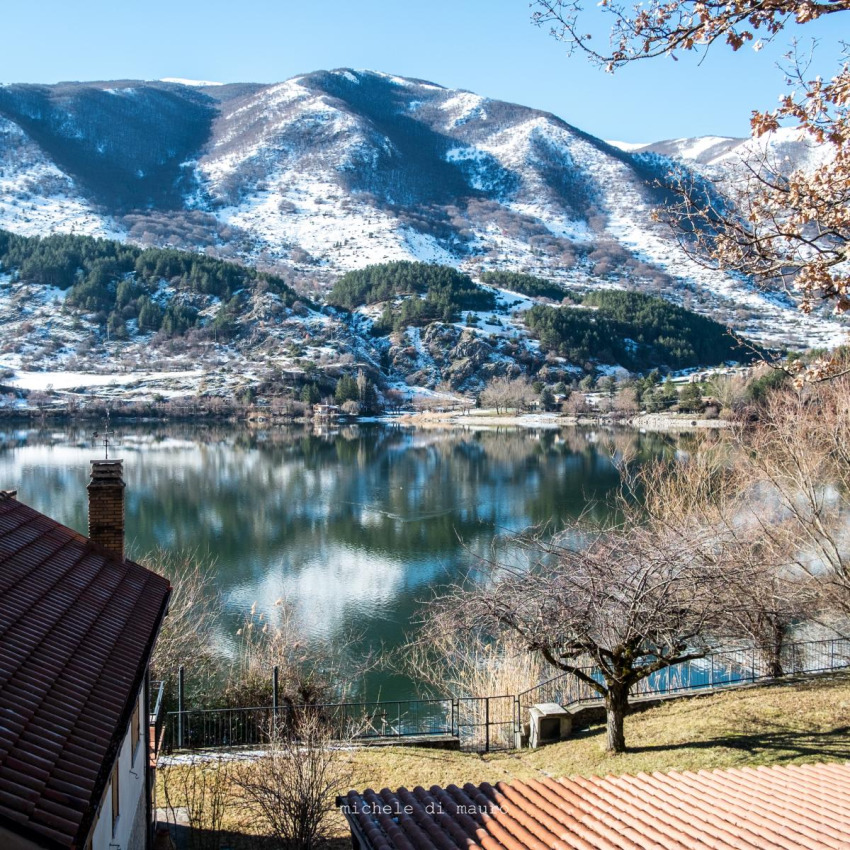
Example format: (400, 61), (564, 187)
(339, 761), (850, 850)
(0, 494), (171, 849)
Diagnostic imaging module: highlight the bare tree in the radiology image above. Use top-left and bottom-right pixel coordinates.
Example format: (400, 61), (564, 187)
(708, 372), (751, 416)
(225, 602), (375, 710)
(612, 386), (639, 417)
(640, 455), (814, 676)
(234, 712), (352, 850)
(399, 624), (547, 701)
(479, 376), (536, 414)
(225, 603), (332, 709)
(436, 474), (725, 753)
(532, 0), (848, 70)
(28, 390), (51, 414)
(562, 390), (590, 417)
(717, 551), (811, 676)
(738, 380), (850, 615)
(160, 752), (236, 850)
(384, 388), (406, 413)
(144, 549), (222, 694)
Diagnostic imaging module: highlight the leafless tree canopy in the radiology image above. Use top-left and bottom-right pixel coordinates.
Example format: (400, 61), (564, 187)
(479, 375), (537, 413)
(145, 548), (222, 691)
(160, 752), (236, 850)
(639, 450), (816, 676)
(234, 713), (353, 850)
(532, 0), (850, 69)
(740, 379), (850, 614)
(433, 474), (730, 752)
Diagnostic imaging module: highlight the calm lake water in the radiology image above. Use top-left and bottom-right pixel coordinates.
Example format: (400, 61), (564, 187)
(0, 423), (682, 699)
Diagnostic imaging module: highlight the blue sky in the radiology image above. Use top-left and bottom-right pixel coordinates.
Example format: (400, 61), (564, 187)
(1, 0), (843, 142)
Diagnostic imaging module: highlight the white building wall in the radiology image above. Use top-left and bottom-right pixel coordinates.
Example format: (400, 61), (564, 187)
(87, 686), (148, 850)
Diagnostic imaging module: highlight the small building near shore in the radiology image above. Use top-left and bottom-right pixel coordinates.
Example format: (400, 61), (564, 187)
(313, 403), (342, 421)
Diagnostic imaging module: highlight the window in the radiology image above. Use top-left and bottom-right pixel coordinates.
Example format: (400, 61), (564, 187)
(111, 761), (120, 835)
(130, 697), (140, 763)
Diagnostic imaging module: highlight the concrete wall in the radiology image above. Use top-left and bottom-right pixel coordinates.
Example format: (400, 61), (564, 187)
(88, 687), (148, 850)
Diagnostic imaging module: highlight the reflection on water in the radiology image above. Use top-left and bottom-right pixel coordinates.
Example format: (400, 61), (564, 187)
(0, 423), (681, 698)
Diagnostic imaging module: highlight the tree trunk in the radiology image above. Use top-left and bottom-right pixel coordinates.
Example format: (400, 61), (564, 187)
(604, 684), (629, 753)
(764, 623), (785, 678)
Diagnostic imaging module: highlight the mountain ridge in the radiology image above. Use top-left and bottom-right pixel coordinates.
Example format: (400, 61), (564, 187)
(0, 69), (844, 354)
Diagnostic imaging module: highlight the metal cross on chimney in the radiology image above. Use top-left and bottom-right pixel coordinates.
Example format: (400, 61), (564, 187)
(92, 411), (114, 460)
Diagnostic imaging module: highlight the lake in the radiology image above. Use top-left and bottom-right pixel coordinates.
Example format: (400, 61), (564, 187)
(0, 422), (682, 699)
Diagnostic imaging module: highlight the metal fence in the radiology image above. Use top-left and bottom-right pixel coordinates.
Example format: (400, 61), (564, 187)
(452, 695), (517, 752)
(160, 637), (850, 755)
(165, 698), (456, 752)
(517, 638), (850, 721)
(148, 679), (166, 761)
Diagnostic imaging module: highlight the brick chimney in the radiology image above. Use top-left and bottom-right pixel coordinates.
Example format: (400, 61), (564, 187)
(88, 459), (125, 560)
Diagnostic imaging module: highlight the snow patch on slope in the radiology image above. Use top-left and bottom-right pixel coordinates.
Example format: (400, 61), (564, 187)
(0, 117), (123, 241)
(161, 78), (224, 87)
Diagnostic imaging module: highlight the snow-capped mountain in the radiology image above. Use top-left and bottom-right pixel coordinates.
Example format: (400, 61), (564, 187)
(0, 71), (843, 350)
(615, 127), (834, 176)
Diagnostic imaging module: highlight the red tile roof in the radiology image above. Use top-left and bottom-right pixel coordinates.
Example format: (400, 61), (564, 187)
(339, 761), (850, 850)
(0, 493), (171, 849)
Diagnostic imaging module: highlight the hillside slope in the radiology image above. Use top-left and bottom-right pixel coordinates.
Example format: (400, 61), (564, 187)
(0, 71), (843, 352)
(0, 235), (757, 398)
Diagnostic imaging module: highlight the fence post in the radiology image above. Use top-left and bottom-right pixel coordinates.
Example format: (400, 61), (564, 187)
(177, 665), (185, 749)
(484, 697), (490, 754)
(514, 696), (522, 750)
(272, 665), (279, 717)
(709, 654), (714, 688)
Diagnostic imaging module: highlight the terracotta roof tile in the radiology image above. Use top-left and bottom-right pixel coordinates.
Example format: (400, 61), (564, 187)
(340, 762), (850, 850)
(0, 495), (171, 849)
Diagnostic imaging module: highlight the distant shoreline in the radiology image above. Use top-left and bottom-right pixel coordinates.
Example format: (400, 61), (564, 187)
(0, 403), (733, 432)
(392, 409), (733, 431)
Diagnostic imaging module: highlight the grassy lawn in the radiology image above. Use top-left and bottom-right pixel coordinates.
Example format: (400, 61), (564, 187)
(346, 672), (850, 793)
(158, 672), (850, 845)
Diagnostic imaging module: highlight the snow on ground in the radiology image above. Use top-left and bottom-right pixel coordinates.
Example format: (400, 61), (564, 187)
(405, 326), (427, 358)
(605, 140), (648, 152)
(0, 195), (123, 241)
(160, 78), (224, 87)
(492, 287), (535, 313)
(211, 164), (456, 273)
(0, 118), (124, 241)
(642, 128), (835, 177)
(198, 80), (426, 272)
(564, 127), (849, 350)
(401, 228), (456, 266)
(197, 79), (312, 185)
(668, 136), (739, 161)
(368, 71), (444, 91)
(472, 118), (598, 244)
(0, 75), (845, 357)
(453, 285), (536, 340)
(440, 92), (488, 127)
(6, 369), (206, 391)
